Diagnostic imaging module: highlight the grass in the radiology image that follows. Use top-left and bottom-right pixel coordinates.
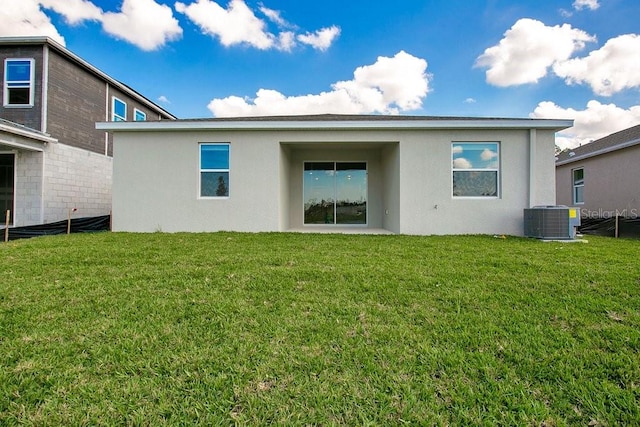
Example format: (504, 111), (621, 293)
(1, 232), (639, 426)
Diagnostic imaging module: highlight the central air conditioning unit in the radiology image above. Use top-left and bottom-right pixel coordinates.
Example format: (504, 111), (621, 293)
(524, 205), (581, 239)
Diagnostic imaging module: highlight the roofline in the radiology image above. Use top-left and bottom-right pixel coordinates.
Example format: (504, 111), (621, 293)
(0, 36), (177, 120)
(556, 136), (640, 166)
(0, 122), (57, 145)
(97, 117), (574, 132)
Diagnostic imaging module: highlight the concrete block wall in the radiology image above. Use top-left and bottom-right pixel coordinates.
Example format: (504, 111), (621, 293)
(42, 142), (112, 223)
(14, 150), (44, 226)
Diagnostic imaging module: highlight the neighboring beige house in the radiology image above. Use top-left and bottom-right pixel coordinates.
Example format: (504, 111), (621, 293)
(98, 114), (572, 235)
(556, 124), (640, 220)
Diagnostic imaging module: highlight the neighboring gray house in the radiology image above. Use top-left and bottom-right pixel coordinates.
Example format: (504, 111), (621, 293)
(556, 124), (640, 219)
(0, 36), (175, 227)
(98, 114), (572, 235)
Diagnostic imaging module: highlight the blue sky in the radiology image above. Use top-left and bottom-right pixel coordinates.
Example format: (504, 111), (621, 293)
(3, 0), (640, 148)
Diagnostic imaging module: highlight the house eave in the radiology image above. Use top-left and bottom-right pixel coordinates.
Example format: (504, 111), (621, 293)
(0, 123), (57, 150)
(556, 137), (640, 166)
(97, 118), (574, 132)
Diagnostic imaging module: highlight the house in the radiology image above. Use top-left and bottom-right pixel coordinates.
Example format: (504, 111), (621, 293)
(98, 114), (572, 235)
(0, 36), (175, 227)
(556, 124), (640, 220)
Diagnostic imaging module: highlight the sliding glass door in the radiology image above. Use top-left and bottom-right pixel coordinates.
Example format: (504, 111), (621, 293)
(304, 162), (367, 225)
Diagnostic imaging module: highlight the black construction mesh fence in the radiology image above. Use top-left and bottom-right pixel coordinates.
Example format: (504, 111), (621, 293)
(2, 215), (110, 241)
(579, 217), (640, 238)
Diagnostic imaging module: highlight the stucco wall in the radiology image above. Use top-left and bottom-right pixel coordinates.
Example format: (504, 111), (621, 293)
(112, 131), (283, 232)
(380, 143), (400, 233)
(111, 127), (558, 235)
(394, 128), (550, 235)
(556, 145), (640, 219)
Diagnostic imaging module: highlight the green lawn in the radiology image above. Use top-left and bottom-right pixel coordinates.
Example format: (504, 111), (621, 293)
(1, 232), (639, 425)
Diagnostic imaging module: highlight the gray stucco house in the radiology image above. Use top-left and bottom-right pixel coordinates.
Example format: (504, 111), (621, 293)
(0, 36), (175, 227)
(556, 124), (640, 220)
(99, 114), (572, 235)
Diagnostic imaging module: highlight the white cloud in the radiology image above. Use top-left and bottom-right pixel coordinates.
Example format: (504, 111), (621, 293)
(208, 51), (430, 117)
(453, 158), (473, 169)
(0, 0), (181, 51)
(481, 148), (498, 161)
(475, 18), (595, 86)
(277, 31), (296, 52)
(0, 0), (66, 44)
(176, 0), (339, 52)
(101, 0), (182, 51)
(452, 145), (463, 154)
(531, 100), (640, 149)
(553, 34), (640, 96)
(39, 0), (102, 24)
(4, 0), (337, 53)
(175, 0), (274, 49)
(297, 26), (341, 51)
(573, 0), (599, 11)
(259, 4), (289, 28)
(157, 95), (171, 104)
(464, 97), (476, 104)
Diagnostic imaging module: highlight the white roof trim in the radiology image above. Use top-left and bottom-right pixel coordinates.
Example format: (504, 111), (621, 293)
(556, 137), (640, 166)
(0, 123), (57, 146)
(97, 118), (573, 132)
(0, 139), (45, 152)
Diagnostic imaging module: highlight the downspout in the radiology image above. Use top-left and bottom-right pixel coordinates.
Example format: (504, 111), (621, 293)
(41, 44), (49, 223)
(40, 151), (46, 224)
(105, 82), (110, 155)
(41, 44), (49, 133)
(529, 128), (537, 208)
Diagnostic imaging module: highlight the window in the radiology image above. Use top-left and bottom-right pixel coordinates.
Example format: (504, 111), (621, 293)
(112, 97), (126, 121)
(200, 144), (229, 197)
(572, 168), (584, 204)
(4, 59), (35, 106)
(452, 142), (499, 197)
(134, 108), (146, 121)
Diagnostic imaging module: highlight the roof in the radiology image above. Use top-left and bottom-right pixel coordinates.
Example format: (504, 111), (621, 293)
(97, 113), (573, 132)
(0, 118), (57, 151)
(0, 36), (177, 120)
(556, 123), (640, 166)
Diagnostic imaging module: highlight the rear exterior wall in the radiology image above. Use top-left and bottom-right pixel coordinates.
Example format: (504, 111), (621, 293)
(111, 127), (557, 235)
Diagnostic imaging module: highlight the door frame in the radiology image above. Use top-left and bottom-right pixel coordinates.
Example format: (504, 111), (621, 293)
(0, 152), (16, 226)
(302, 160), (368, 227)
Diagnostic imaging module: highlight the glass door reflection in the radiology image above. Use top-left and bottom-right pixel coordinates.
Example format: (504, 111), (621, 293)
(303, 162), (367, 225)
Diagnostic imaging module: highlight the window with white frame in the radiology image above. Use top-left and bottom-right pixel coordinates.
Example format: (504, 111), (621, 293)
(452, 142), (499, 197)
(200, 143), (229, 197)
(134, 108), (146, 121)
(572, 168), (584, 204)
(112, 97), (126, 121)
(4, 59), (35, 107)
